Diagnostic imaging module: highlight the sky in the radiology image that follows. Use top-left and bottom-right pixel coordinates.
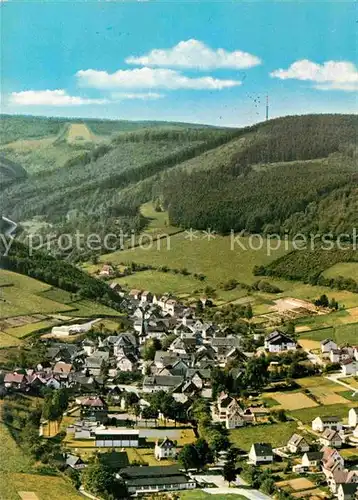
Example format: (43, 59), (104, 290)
(1, 1), (357, 127)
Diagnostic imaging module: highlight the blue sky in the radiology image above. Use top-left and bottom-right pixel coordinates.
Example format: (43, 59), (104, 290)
(1, 1), (357, 126)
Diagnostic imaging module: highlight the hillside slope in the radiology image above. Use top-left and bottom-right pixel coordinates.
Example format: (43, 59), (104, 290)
(0, 154), (27, 185)
(160, 114), (357, 237)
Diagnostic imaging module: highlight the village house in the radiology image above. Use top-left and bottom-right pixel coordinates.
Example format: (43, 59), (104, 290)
(321, 338), (338, 356)
(141, 291), (153, 304)
(319, 428), (343, 448)
(348, 408), (358, 428)
(341, 359), (358, 377)
(312, 416), (343, 433)
(330, 347), (355, 364)
(4, 372), (26, 390)
(65, 454), (86, 470)
(85, 351), (110, 376)
(248, 443), (273, 465)
(301, 451), (323, 469)
(129, 289), (143, 301)
(117, 353), (138, 372)
(53, 361), (73, 381)
(142, 375), (184, 393)
(226, 406), (246, 429)
(155, 437), (177, 460)
(337, 483), (358, 500)
(287, 434), (310, 454)
(99, 264), (115, 277)
(264, 330), (297, 353)
(80, 396), (108, 422)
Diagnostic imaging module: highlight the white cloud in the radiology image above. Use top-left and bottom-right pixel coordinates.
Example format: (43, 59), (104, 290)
(76, 67), (241, 90)
(111, 92), (164, 100)
(9, 89), (109, 106)
(270, 59), (358, 91)
(126, 39), (261, 70)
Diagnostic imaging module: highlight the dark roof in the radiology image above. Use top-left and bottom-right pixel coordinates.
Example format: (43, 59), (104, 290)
(143, 375), (184, 388)
(252, 443), (273, 456)
(304, 451), (323, 461)
(125, 475), (191, 487)
(121, 465), (181, 479)
(319, 416), (341, 422)
(339, 484), (358, 494)
(98, 451), (129, 470)
(266, 330), (295, 345)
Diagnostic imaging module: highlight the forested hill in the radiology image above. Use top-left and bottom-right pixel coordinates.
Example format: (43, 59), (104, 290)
(1, 113), (356, 259)
(160, 114), (358, 237)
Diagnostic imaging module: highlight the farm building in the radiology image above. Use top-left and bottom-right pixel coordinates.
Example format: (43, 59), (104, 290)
(94, 429), (140, 448)
(119, 465), (196, 495)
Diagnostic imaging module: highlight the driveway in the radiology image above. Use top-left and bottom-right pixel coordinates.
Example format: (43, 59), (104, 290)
(304, 349), (324, 366)
(192, 474), (271, 500)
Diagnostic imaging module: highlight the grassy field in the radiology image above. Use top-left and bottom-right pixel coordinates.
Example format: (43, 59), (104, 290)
(0, 333), (22, 348)
(39, 288), (76, 304)
(4, 320), (56, 339)
(140, 201), (178, 235)
(289, 403), (355, 424)
(0, 397), (83, 500)
(229, 421), (298, 451)
(299, 322), (358, 344)
(63, 299), (123, 317)
(98, 208), (358, 309)
(101, 232), (290, 286)
(295, 377), (348, 406)
(66, 123), (94, 144)
(0, 137), (92, 174)
(113, 270), (203, 296)
(323, 262), (358, 281)
(0, 270), (50, 292)
(0, 284), (74, 319)
(0, 472), (84, 500)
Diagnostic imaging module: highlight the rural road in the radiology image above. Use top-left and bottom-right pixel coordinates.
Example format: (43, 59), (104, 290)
(325, 374), (357, 392)
(192, 474), (271, 500)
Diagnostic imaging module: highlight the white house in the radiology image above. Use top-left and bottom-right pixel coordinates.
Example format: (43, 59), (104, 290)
(264, 331), (297, 353)
(341, 359), (358, 377)
(117, 354), (137, 372)
(337, 483), (358, 500)
(348, 408), (358, 428)
(301, 451), (323, 468)
(287, 434), (310, 454)
(321, 338), (338, 355)
(312, 416), (342, 433)
(154, 437), (177, 460)
(226, 407), (245, 430)
(319, 429), (343, 448)
(248, 443), (273, 465)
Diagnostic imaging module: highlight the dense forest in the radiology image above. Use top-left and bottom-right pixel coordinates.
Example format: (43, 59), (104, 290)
(1, 113), (357, 260)
(161, 114), (358, 236)
(0, 114), (215, 145)
(0, 124), (237, 257)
